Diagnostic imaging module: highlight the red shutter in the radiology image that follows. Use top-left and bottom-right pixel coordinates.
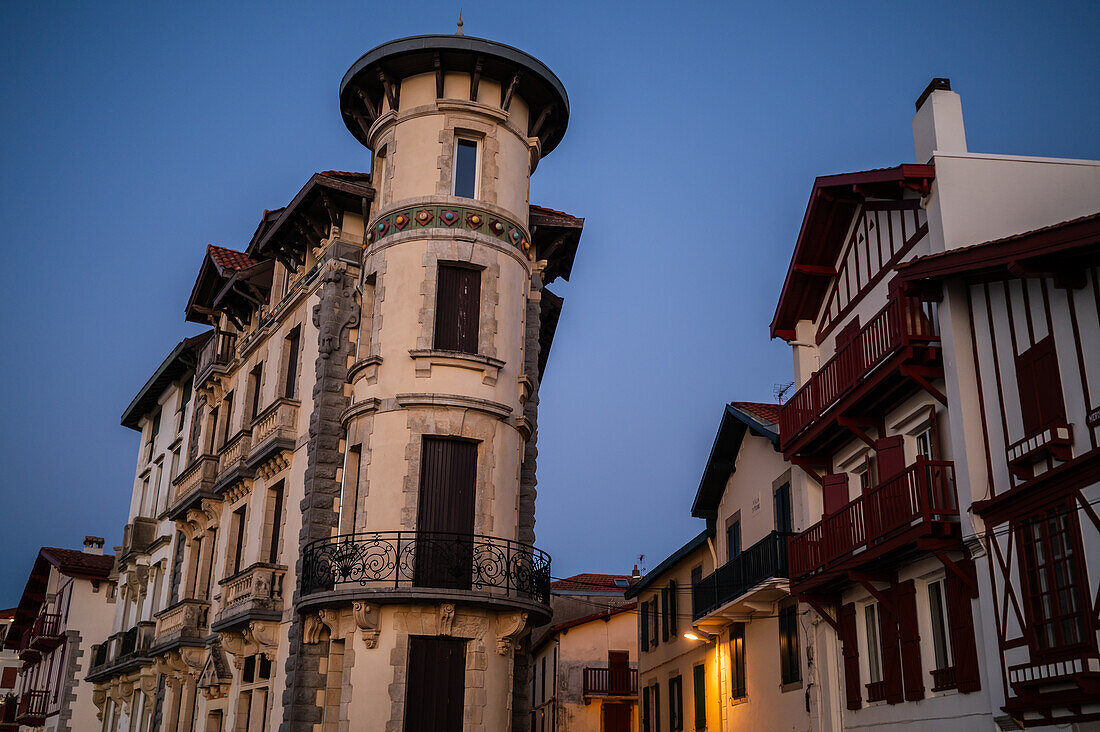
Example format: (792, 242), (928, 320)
(878, 597), (904, 704)
(823, 473), (850, 515)
(895, 580), (925, 700)
(839, 603), (862, 710)
(1032, 337), (1066, 428)
(1016, 345), (1040, 434)
(945, 558), (981, 692)
(875, 437), (906, 482)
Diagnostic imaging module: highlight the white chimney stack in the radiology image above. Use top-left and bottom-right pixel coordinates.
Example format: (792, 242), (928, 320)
(83, 536), (105, 555)
(913, 78), (967, 163)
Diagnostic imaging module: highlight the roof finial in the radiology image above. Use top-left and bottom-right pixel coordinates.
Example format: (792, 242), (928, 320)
(456, 8), (464, 35)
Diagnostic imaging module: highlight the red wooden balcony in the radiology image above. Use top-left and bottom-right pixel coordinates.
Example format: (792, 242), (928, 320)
(789, 459), (959, 587)
(15, 690), (48, 726)
(29, 613), (63, 651)
(780, 297), (940, 452)
(583, 666), (637, 698)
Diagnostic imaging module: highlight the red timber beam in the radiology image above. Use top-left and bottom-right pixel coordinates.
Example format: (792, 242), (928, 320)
(901, 364), (948, 406)
(790, 456), (825, 486)
(838, 416), (881, 448)
(850, 572), (897, 612)
(933, 550), (978, 598)
(800, 595), (840, 633)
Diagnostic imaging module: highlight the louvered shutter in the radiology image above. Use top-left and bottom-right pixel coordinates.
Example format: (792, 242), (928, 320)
(668, 580), (678, 635)
(875, 436), (906, 482)
(896, 580), (925, 700)
(661, 587), (670, 641)
(945, 558), (981, 692)
(878, 597), (904, 703)
(822, 473), (850, 515)
(839, 603), (862, 710)
(640, 600), (649, 652)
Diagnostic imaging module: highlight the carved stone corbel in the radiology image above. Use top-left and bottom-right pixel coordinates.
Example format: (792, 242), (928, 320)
(178, 646), (206, 679)
(439, 603), (455, 637)
(353, 601), (380, 648)
(92, 685), (108, 721)
(138, 667), (159, 707)
(199, 499), (222, 530)
(218, 631), (251, 669)
(496, 612), (528, 655)
(243, 621), (279, 660)
(302, 613), (325, 644)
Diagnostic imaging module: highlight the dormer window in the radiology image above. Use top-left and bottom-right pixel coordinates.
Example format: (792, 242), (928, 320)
(453, 138), (479, 199)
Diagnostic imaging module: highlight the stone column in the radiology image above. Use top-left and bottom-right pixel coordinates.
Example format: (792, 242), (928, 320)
(280, 262), (359, 732)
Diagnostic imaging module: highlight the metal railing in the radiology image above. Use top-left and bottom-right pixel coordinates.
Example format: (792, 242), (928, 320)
(583, 667), (637, 696)
(780, 297), (939, 446)
(29, 613), (62, 645)
(302, 531), (551, 605)
(692, 531), (793, 620)
(789, 459), (958, 580)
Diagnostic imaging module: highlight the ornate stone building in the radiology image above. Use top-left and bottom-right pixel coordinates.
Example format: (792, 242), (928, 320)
(87, 31), (583, 732)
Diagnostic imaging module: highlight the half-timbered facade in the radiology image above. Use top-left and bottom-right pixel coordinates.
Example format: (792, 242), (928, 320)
(899, 214), (1100, 727)
(772, 78), (1100, 729)
(3, 540), (116, 732)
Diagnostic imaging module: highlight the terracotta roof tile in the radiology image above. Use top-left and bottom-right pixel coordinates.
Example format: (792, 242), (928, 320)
(207, 244), (259, 272)
(319, 170), (372, 180)
(529, 204), (581, 220)
(40, 548), (115, 578)
(551, 573), (632, 593)
(730, 401), (781, 425)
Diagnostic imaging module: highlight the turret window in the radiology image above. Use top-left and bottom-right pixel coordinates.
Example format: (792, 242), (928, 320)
(434, 264), (481, 354)
(453, 137), (479, 198)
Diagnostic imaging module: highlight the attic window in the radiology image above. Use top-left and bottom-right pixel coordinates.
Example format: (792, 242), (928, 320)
(614, 579), (629, 588)
(453, 138), (478, 199)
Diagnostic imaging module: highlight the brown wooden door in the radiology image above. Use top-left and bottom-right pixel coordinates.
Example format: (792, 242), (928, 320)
(415, 437), (477, 590)
(603, 703), (631, 732)
(405, 636), (466, 732)
(608, 651), (630, 695)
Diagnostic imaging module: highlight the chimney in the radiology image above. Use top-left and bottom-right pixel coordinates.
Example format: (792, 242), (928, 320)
(630, 564), (641, 582)
(912, 77), (967, 163)
(83, 536), (105, 555)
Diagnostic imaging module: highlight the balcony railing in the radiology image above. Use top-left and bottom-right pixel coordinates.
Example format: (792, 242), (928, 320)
(214, 564), (286, 628)
(1008, 652), (1100, 689)
(88, 622), (156, 680)
(780, 297), (939, 448)
(789, 459), (958, 581)
(583, 667), (638, 697)
(196, 329), (236, 385)
(172, 454), (219, 507)
(931, 666), (957, 691)
(692, 531), (793, 620)
(154, 599), (210, 644)
(302, 531), (551, 606)
(1006, 423), (1073, 480)
(29, 613), (63, 650)
(217, 429), (252, 476)
(866, 680), (886, 703)
(15, 690), (48, 725)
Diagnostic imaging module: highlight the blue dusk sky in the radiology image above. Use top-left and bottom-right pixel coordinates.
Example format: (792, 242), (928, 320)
(0, 1), (1098, 604)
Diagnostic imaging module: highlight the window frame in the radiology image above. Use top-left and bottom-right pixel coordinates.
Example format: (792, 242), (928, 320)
(669, 675), (684, 731)
(927, 578), (953, 672)
(778, 600), (802, 686)
(452, 136), (480, 199)
(433, 262), (482, 355)
(729, 623), (746, 700)
(864, 603), (883, 685)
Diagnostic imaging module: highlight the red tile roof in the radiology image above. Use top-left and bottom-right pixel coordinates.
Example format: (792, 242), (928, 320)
(40, 548), (115, 578)
(551, 573), (632, 593)
(207, 244), (259, 272)
(529, 204), (582, 221)
(730, 401), (781, 425)
(319, 170), (372, 180)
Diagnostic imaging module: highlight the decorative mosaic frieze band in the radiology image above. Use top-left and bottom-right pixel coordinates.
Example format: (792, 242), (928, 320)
(368, 204), (532, 256)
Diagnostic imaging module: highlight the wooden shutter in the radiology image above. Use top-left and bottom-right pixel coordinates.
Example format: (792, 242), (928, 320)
(434, 265), (481, 354)
(654, 683), (661, 732)
(661, 587), (670, 641)
(945, 558), (981, 692)
(895, 580), (925, 700)
(405, 636), (466, 732)
(415, 437), (477, 590)
(604, 703), (631, 732)
(668, 580), (678, 635)
(822, 473), (850, 515)
(839, 603), (862, 710)
(878, 599), (904, 704)
(692, 664), (706, 727)
(642, 686), (651, 732)
(640, 601), (649, 652)
(875, 436), (906, 482)
(1032, 337), (1066, 429)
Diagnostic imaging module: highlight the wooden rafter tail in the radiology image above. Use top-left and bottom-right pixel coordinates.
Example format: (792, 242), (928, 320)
(837, 417), (876, 448)
(353, 86), (378, 123)
(530, 106), (552, 139)
(933, 550), (977, 599)
(469, 56), (482, 102)
(319, 191), (340, 229)
(800, 595), (840, 633)
(501, 72), (520, 111)
(349, 112), (372, 140)
(433, 52), (444, 99)
(790, 456), (825, 486)
(377, 69), (398, 111)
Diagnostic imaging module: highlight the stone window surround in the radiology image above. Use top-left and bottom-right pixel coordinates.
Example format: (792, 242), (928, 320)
(418, 237), (502, 361)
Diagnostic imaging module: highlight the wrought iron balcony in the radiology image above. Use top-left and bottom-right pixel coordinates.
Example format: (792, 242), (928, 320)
(15, 690), (48, 726)
(692, 531), (793, 621)
(779, 296), (940, 450)
(301, 531), (551, 608)
(789, 459), (959, 588)
(196, 329), (236, 385)
(583, 667), (638, 698)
